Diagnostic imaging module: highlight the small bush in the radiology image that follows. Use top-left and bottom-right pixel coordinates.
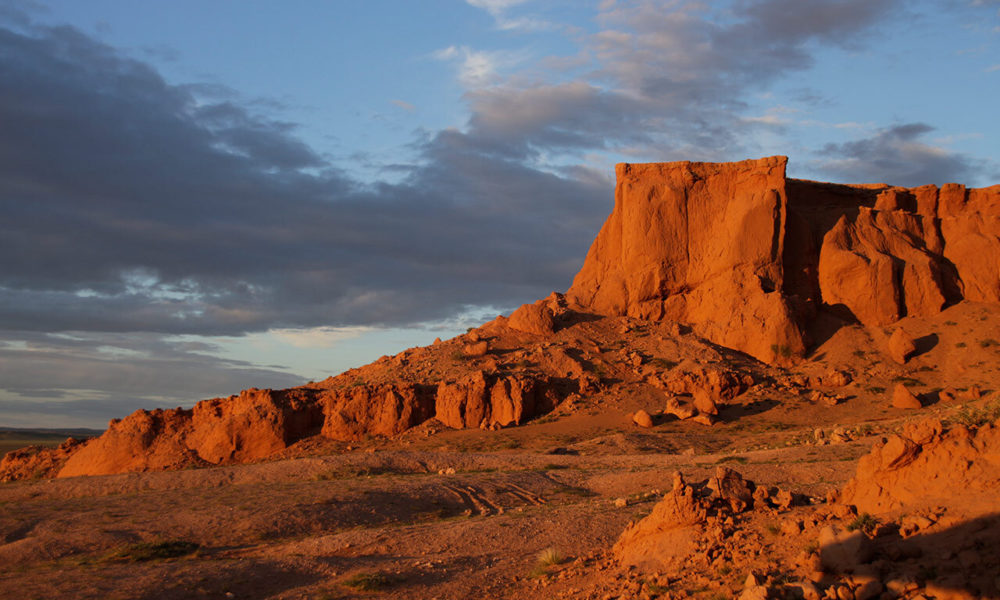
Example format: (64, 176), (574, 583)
(846, 513), (877, 534)
(105, 540), (199, 562)
(980, 338), (999, 348)
(650, 358), (678, 370)
(536, 547), (564, 567)
(770, 344), (793, 358)
(956, 342), (967, 348)
(342, 572), (391, 591)
(529, 547), (565, 578)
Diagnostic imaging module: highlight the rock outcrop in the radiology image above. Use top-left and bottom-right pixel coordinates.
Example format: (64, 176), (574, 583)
(567, 157), (806, 365)
(568, 157), (1000, 363)
(59, 388), (325, 477)
(838, 417), (1000, 514)
(26, 372), (569, 478)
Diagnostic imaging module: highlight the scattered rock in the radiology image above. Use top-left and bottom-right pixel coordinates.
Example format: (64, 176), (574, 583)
(887, 328), (918, 364)
(664, 395), (696, 420)
(890, 384), (922, 409)
(818, 525), (874, 573)
(463, 341), (489, 357)
(507, 299), (556, 336)
(632, 409), (653, 428)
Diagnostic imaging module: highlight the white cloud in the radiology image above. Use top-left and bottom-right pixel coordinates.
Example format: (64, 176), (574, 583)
(269, 326), (372, 349)
(391, 99), (416, 112)
(433, 45), (523, 87)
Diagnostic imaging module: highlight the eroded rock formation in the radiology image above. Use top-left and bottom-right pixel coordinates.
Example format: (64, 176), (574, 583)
(567, 157), (1000, 363)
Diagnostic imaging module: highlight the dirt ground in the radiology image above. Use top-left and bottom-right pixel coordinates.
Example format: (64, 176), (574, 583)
(1, 301), (998, 599)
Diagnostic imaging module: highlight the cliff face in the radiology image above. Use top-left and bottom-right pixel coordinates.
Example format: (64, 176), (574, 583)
(567, 156), (1000, 363)
(566, 157), (803, 364)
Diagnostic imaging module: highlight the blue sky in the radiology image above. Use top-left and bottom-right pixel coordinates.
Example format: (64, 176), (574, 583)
(1, 0), (998, 428)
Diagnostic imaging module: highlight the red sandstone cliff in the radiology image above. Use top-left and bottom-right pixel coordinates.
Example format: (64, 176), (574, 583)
(568, 156), (1000, 362)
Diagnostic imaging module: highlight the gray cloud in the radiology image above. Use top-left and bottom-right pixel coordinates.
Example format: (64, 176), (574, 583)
(0, 21), (610, 338)
(0, 331), (305, 427)
(460, 0), (903, 159)
(813, 123), (981, 186)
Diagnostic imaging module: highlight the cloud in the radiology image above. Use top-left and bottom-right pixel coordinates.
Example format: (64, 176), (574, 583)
(464, 0), (553, 31)
(391, 99), (416, 112)
(433, 45), (526, 87)
(813, 123), (982, 186)
(0, 330), (304, 427)
(455, 0), (904, 162)
(0, 20), (610, 341)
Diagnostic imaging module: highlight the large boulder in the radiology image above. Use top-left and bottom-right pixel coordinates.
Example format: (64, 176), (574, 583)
(838, 417), (1000, 514)
(507, 299), (556, 336)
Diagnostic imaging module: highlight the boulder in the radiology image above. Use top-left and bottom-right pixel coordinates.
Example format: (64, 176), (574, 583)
(891, 384), (922, 409)
(887, 328), (917, 364)
(632, 409), (654, 428)
(463, 340), (489, 357)
(507, 299), (556, 336)
(664, 395), (696, 420)
(818, 524), (874, 573)
(691, 388), (719, 416)
(706, 466), (754, 512)
(614, 473), (708, 572)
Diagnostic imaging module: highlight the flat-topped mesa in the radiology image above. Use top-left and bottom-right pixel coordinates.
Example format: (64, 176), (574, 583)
(566, 157), (805, 365)
(566, 156), (1000, 364)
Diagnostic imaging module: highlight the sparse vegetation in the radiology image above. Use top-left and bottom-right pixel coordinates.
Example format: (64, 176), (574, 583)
(865, 385), (886, 394)
(528, 547), (565, 578)
(950, 398), (1000, 427)
(651, 358), (679, 370)
(846, 512), (877, 534)
(105, 540), (199, 562)
(980, 338), (999, 348)
(770, 344), (793, 358)
(342, 572), (392, 591)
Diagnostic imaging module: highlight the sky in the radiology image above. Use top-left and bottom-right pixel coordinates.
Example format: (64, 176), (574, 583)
(1, 0), (998, 428)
